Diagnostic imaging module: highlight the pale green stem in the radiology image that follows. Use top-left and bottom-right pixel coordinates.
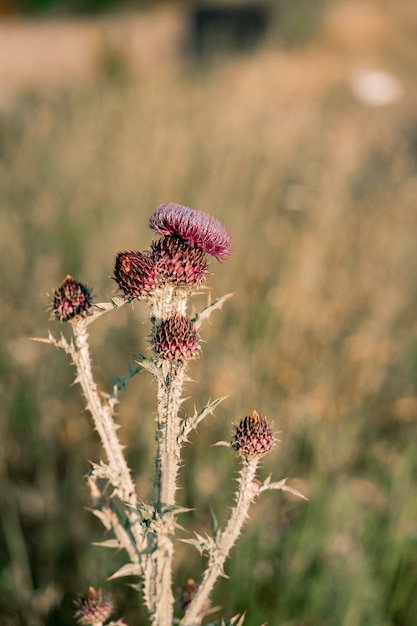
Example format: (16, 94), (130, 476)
(145, 286), (190, 626)
(149, 528), (175, 626)
(150, 285), (187, 324)
(147, 359), (187, 626)
(154, 361), (186, 507)
(70, 321), (146, 568)
(180, 456), (260, 626)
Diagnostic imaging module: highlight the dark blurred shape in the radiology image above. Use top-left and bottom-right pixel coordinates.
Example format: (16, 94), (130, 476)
(188, 1), (271, 58)
(18, 0), (139, 16)
(0, 0), (21, 16)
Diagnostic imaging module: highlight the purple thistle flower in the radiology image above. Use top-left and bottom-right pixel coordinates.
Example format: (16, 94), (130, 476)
(149, 203), (232, 262)
(151, 235), (209, 288)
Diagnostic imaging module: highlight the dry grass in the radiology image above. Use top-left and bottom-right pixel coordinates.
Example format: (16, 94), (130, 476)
(1, 1), (417, 624)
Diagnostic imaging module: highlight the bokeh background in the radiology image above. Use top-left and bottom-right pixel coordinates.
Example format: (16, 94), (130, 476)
(1, 0), (417, 624)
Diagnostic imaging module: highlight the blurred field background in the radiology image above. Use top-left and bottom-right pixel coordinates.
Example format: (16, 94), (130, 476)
(2, 0), (417, 624)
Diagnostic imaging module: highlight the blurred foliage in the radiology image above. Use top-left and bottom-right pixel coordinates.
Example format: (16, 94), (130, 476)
(1, 2), (417, 624)
(273, 0), (325, 49)
(8, 0), (326, 53)
(17, 0), (150, 16)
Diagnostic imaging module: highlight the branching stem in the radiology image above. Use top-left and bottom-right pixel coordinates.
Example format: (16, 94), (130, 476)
(180, 457), (260, 626)
(70, 321), (146, 569)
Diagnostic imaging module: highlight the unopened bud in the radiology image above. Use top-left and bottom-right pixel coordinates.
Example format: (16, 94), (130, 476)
(152, 313), (200, 361)
(178, 578), (210, 614)
(114, 251), (158, 299)
(232, 410), (274, 458)
(50, 275), (93, 322)
(74, 586), (113, 625)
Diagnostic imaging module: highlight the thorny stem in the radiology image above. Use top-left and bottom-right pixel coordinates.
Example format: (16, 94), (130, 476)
(146, 286), (190, 626)
(70, 321), (146, 574)
(149, 361), (186, 626)
(144, 291), (237, 626)
(87, 475), (140, 568)
(154, 361), (186, 508)
(147, 529), (175, 626)
(150, 285), (188, 325)
(72, 321), (129, 486)
(180, 457), (260, 626)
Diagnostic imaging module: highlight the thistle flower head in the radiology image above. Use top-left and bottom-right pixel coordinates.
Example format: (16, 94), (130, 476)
(114, 251), (158, 299)
(50, 275), (93, 322)
(74, 586), (113, 625)
(151, 235), (209, 288)
(149, 203), (232, 261)
(152, 313), (200, 361)
(232, 410), (274, 458)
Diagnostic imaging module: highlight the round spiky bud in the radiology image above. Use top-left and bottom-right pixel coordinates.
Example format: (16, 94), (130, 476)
(114, 251), (158, 299)
(153, 313), (200, 361)
(74, 586), (113, 625)
(149, 203), (232, 261)
(232, 410), (274, 458)
(50, 275), (93, 322)
(151, 235), (209, 288)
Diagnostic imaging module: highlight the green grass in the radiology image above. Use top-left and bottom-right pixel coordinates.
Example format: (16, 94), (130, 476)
(1, 13), (417, 624)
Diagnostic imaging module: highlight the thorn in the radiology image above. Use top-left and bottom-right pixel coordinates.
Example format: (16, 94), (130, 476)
(30, 336), (53, 345)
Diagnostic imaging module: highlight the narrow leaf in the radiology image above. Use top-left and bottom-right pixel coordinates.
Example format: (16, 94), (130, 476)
(181, 531), (215, 555)
(84, 297), (127, 327)
(192, 293), (234, 329)
(110, 362), (143, 399)
(259, 477), (308, 501)
(280, 484), (309, 501)
(179, 396), (227, 443)
(162, 505), (193, 516)
(135, 354), (164, 382)
(108, 562), (141, 580)
(126, 583), (144, 593)
(89, 509), (112, 530)
(92, 539), (121, 549)
(31, 335), (54, 345)
(180, 538), (207, 555)
(210, 507), (219, 541)
(231, 613), (246, 626)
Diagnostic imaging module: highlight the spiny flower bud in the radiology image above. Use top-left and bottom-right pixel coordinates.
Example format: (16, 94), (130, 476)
(149, 203), (232, 261)
(151, 235), (208, 288)
(178, 578), (210, 614)
(51, 275), (93, 322)
(178, 578), (198, 611)
(232, 410), (274, 458)
(114, 251), (158, 299)
(74, 586), (113, 625)
(153, 313), (200, 361)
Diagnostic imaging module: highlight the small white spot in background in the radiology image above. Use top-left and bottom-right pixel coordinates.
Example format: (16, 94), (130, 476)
(349, 69), (403, 106)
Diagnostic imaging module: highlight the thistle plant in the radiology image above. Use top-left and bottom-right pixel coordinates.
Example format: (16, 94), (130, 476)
(36, 203), (305, 626)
